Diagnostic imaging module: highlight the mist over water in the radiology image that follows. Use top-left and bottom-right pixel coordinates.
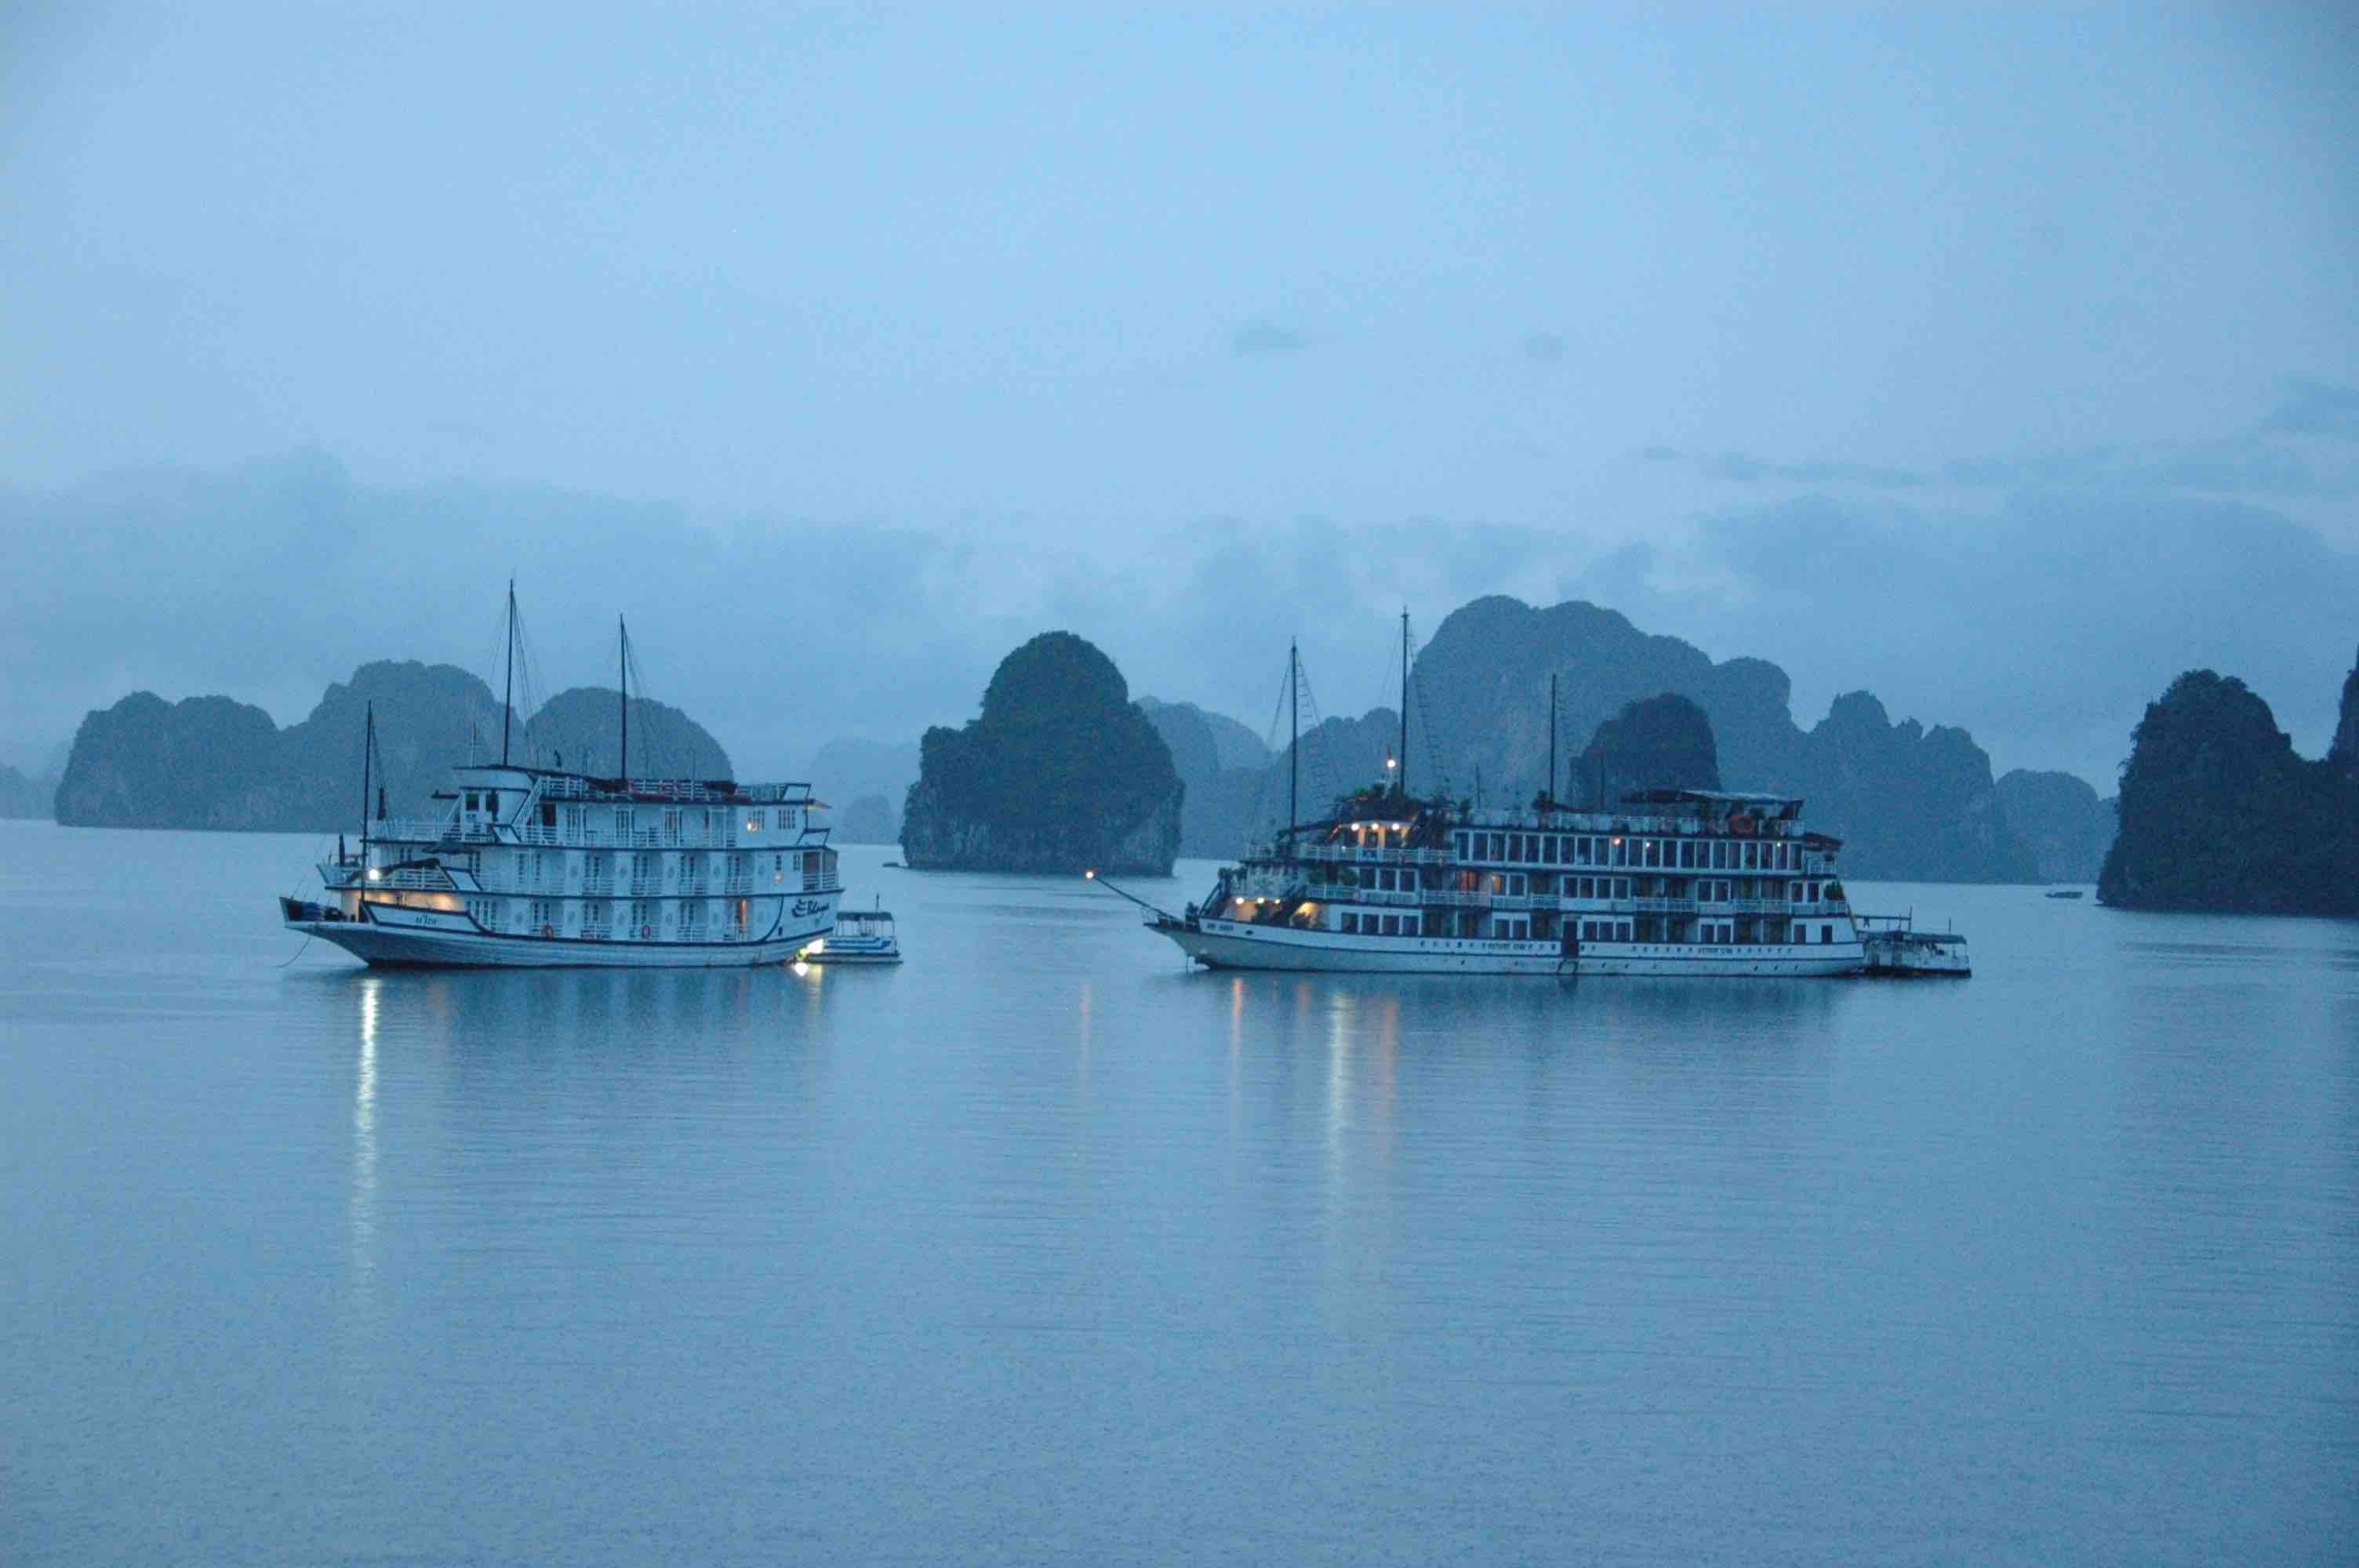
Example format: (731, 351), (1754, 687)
(4, 821), (2353, 1563)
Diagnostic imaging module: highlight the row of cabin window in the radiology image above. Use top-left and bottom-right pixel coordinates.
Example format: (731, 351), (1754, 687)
(1575, 919), (1844, 946)
(468, 897), (757, 934)
(1338, 913), (1422, 936)
(1452, 830), (1799, 871)
(492, 850), (827, 889)
(461, 797), (803, 834)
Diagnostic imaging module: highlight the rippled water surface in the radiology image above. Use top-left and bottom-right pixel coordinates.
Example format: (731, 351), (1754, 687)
(4, 821), (2354, 1563)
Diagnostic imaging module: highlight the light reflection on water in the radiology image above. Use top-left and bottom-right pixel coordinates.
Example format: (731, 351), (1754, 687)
(0, 829), (2353, 1565)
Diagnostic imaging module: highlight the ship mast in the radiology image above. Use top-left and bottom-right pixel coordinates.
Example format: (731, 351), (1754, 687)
(1288, 637), (1299, 850)
(1398, 607), (1408, 801)
(500, 577), (516, 767)
(359, 702), (373, 848)
(1548, 673), (1558, 808)
(618, 615), (630, 783)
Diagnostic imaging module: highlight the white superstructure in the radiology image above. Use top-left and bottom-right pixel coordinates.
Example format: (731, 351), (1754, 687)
(1145, 787), (1867, 978)
(284, 768), (841, 968)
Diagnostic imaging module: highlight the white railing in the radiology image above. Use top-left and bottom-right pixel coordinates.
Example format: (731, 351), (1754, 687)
(511, 822), (747, 849)
(372, 818), (482, 843)
(1295, 844), (1452, 866)
(533, 775), (810, 805)
(365, 867), (453, 891)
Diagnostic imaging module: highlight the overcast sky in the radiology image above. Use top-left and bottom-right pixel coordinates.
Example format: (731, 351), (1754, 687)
(5, 5), (2355, 788)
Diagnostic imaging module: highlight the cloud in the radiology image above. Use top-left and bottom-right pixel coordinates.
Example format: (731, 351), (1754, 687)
(1644, 447), (1931, 490)
(1942, 437), (2332, 499)
(2262, 379), (2359, 438)
(1230, 320), (1308, 356)
(1648, 429), (2343, 502)
(1648, 490), (2359, 784)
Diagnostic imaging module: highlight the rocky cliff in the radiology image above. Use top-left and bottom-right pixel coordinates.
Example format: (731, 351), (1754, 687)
(2097, 668), (2359, 914)
(2331, 644), (2359, 774)
(900, 632), (1183, 874)
(56, 662), (732, 832)
(1995, 769), (2117, 883)
(1257, 596), (2039, 881)
(1571, 694), (1721, 802)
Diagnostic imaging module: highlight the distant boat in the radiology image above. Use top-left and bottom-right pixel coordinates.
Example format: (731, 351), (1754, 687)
(2045, 889), (2085, 900)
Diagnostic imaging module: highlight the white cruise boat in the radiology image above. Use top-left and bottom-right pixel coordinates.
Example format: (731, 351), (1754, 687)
(1143, 786), (1865, 977)
(280, 598), (841, 968)
(1114, 622), (1867, 978)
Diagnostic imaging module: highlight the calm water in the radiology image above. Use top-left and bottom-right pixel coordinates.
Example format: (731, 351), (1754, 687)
(3, 820), (2354, 1564)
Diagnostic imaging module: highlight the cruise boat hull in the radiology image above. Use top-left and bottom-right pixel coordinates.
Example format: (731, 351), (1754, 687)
(286, 895), (837, 969)
(1158, 917), (1863, 977)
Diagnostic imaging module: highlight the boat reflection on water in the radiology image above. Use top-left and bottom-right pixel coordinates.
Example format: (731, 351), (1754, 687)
(311, 961), (835, 1047)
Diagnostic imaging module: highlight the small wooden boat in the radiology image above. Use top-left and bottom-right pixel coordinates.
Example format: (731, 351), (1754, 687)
(2045, 889), (2085, 900)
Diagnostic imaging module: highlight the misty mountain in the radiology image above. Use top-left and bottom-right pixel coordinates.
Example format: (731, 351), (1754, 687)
(1145, 597), (2044, 879)
(835, 795), (901, 846)
(1378, 597), (2037, 882)
(2099, 663), (2359, 915)
(805, 737), (921, 814)
(1140, 700), (1278, 859)
(0, 763), (58, 819)
(1994, 770), (2117, 884)
(56, 661), (732, 833)
(1136, 698), (1272, 772)
(902, 633), (1181, 875)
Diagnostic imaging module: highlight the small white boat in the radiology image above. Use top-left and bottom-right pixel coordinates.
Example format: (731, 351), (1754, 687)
(1858, 916), (1972, 977)
(801, 905), (901, 964)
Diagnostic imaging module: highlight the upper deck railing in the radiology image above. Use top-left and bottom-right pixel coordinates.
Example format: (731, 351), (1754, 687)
(370, 818), (823, 851)
(529, 775), (812, 805)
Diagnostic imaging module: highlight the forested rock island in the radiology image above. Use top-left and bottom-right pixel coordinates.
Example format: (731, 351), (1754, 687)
(55, 661), (730, 833)
(2099, 652), (2359, 915)
(900, 633), (1182, 875)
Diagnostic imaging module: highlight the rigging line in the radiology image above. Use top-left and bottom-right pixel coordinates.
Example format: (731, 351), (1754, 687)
(507, 593), (547, 764)
(1248, 650), (1297, 847)
(1296, 658), (1338, 818)
(273, 935), (317, 967)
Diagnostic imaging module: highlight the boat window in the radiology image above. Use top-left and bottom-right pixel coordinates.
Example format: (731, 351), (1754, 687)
(1822, 924), (1834, 944)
